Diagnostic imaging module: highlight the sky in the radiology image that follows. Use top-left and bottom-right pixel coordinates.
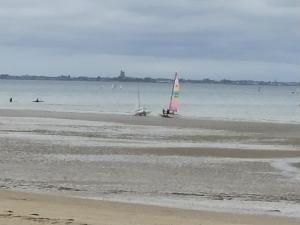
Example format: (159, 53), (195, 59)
(0, 0), (299, 81)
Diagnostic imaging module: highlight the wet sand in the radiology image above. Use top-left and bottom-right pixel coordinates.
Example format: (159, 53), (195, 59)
(292, 162), (300, 169)
(1, 189), (300, 225)
(0, 108), (300, 223)
(1, 108), (300, 134)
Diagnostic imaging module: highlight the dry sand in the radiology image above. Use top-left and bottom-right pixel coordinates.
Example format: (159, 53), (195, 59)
(1, 189), (300, 225)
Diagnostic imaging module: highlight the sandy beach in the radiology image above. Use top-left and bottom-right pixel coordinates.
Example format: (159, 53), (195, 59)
(1, 189), (300, 225)
(0, 109), (300, 224)
(1, 0), (300, 223)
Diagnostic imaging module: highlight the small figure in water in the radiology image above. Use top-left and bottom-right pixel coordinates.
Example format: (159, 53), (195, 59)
(9, 97), (12, 103)
(166, 109), (170, 114)
(162, 109), (166, 115)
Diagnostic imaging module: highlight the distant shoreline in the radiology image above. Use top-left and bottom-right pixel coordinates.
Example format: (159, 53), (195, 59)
(1, 74), (299, 86)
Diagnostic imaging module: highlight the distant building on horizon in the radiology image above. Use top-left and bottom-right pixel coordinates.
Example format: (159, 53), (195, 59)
(119, 70), (126, 79)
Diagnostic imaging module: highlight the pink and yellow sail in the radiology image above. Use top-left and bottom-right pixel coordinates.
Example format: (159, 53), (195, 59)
(168, 72), (180, 112)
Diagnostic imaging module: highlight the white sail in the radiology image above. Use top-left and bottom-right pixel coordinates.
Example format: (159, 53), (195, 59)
(134, 84), (150, 116)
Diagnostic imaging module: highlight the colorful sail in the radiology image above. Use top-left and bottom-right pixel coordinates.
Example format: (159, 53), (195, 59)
(168, 73), (180, 112)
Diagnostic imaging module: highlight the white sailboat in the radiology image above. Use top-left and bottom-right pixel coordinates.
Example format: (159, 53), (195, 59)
(134, 84), (151, 116)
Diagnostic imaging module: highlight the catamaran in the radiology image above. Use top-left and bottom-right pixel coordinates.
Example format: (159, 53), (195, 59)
(161, 72), (180, 118)
(134, 84), (151, 116)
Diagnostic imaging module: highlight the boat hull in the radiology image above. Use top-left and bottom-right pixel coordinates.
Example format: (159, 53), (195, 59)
(160, 113), (175, 118)
(134, 108), (151, 116)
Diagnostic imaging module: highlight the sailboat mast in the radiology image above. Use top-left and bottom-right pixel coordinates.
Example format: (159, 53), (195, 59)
(168, 73), (177, 110)
(137, 84), (141, 108)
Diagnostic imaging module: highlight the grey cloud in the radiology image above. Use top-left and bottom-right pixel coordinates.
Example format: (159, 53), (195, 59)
(0, 0), (299, 80)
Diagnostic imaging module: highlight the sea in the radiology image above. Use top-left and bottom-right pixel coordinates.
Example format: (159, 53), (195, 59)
(0, 79), (299, 123)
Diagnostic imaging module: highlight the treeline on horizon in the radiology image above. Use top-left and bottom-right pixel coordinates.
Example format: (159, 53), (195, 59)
(0, 74), (299, 86)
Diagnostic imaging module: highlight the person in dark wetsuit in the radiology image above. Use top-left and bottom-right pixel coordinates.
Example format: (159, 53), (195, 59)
(9, 97), (12, 103)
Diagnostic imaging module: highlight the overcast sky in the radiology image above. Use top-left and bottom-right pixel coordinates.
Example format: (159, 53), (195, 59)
(0, 0), (299, 81)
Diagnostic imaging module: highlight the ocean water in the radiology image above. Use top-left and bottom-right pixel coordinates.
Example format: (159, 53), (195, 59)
(0, 79), (299, 123)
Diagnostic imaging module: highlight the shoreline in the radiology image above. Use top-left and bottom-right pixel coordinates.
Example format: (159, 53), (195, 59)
(1, 189), (300, 225)
(2, 106), (300, 125)
(1, 108), (300, 130)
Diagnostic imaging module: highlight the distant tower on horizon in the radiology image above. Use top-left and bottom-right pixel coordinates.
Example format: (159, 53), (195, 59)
(119, 69), (126, 79)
